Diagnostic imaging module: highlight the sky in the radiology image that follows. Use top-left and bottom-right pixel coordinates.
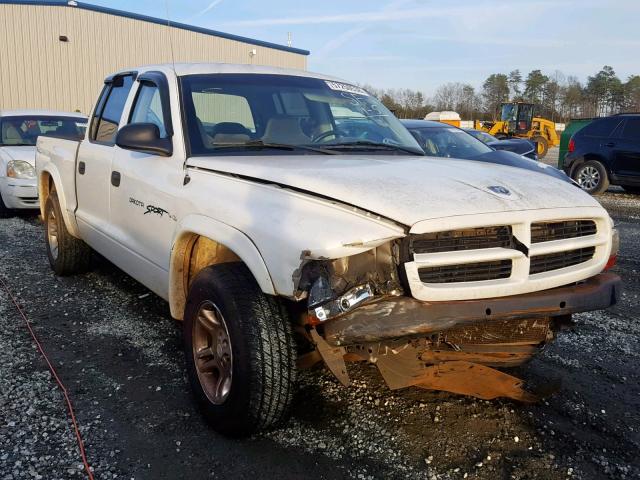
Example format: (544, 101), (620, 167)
(89, 0), (640, 96)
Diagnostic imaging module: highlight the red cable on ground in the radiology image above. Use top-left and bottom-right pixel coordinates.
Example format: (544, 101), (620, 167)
(0, 276), (95, 480)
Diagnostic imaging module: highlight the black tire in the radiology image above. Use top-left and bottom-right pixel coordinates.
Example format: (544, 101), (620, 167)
(0, 192), (12, 218)
(622, 186), (640, 194)
(183, 263), (296, 437)
(572, 160), (610, 195)
(531, 135), (549, 158)
(44, 193), (92, 275)
(494, 133), (508, 140)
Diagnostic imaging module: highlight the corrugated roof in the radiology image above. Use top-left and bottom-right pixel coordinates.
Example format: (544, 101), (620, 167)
(0, 0), (310, 56)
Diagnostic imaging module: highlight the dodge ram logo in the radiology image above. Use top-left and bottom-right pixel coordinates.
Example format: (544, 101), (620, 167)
(487, 185), (511, 196)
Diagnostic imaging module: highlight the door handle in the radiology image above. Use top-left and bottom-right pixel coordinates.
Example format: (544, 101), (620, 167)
(78, 161), (85, 174)
(605, 142), (615, 148)
(111, 171), (121, 187)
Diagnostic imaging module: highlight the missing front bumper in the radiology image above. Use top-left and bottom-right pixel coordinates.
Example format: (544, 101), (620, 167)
(304, 273), (620, 402)
(323, 272), (621, 347)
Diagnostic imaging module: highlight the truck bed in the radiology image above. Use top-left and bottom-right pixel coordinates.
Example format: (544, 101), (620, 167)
(35, 136), (81, 227)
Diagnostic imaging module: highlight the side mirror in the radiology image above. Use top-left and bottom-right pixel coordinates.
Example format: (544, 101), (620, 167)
(115, 123), (172, 157)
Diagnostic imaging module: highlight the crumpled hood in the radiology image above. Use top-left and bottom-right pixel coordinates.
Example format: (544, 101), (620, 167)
(187, 154), (603, 227)
(0, 145), (36, 165)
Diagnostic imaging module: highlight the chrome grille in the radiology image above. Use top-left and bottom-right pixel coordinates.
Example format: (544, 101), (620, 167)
(405, 209), (608, 302)
(531, 220), (596, 243)
(411, 226), (512, 254)
(530, 247), (596, 274)
(418, 260), (512, 284)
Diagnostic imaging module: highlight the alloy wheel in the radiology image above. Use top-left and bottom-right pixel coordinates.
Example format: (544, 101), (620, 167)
(192, 301), (233, 405)
(47, 208), (59, 260)
(577, 165), (600, 191)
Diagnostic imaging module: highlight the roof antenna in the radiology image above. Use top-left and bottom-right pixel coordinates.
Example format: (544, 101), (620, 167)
(164, 0), (177, 74)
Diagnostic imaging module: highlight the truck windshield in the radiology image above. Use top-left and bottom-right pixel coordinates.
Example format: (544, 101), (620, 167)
(409, 127), (494, 159)
(181, 74), (423, 156)
(0, 116), (87, 146)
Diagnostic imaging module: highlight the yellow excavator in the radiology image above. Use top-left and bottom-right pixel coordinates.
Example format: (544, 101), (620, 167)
(474, 102), (560, 159)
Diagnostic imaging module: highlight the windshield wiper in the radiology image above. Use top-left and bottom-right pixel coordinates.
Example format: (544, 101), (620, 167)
(211, 140), (338, 155)
(322, 141), (424, 156)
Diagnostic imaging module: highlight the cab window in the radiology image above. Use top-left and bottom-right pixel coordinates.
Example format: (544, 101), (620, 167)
(192, 91), (256, 144)
(91, 75), (134, 145)
(129, 83), (167, 138)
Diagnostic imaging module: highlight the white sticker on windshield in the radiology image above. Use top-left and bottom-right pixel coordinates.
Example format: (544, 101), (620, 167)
(325, 81), (369, 96)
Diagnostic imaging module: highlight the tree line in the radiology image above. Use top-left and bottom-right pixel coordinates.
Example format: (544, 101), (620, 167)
(364, 66), (640, 122)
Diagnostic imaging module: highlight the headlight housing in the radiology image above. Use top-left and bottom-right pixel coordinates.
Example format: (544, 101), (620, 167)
(7, 160), (36, 179)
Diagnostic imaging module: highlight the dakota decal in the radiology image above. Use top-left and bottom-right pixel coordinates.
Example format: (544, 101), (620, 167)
(129, 197), (176, 221)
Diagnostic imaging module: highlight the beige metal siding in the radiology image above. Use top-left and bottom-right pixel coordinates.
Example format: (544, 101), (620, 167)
(0, 4), (307, 114)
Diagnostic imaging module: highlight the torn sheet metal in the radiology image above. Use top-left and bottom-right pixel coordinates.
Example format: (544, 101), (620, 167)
(372, 345), (540, 402)
(310, 329), (350, 386)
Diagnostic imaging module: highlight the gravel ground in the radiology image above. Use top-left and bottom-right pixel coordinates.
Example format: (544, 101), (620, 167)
(0, 158), (639, 479)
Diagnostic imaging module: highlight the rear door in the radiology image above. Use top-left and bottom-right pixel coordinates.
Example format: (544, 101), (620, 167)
(75, 74), (134, 241)
(611, 118), (640, 178)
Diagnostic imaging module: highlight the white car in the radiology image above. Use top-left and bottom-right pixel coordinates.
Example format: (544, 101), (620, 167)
(0, 110), (86, 216)
(36, 63), (621, 436)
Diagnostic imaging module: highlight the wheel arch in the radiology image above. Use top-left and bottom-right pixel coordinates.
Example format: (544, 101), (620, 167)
(570, 154), (610, 178)
(169, 215), (276, 320)
(38, 168), (81, 237)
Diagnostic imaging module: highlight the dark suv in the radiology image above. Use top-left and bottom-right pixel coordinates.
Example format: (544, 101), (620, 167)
(564, 114), (640, 194)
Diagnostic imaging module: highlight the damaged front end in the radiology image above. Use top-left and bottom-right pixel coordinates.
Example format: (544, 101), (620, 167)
(295, 239), (622, 402)
(298, 242), (404, 325)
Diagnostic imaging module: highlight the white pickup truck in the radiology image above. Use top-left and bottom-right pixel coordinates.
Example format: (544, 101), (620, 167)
(36, 63), (621, 436)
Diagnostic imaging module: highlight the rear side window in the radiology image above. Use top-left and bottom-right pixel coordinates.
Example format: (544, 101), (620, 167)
(579, 117), (622, 138)
(621, 118), (640, 140)
(91, 75), (134, 145)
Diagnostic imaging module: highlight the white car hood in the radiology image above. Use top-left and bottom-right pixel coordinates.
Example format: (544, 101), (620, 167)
(0, 145), (37, 165)
(187, 154), (602, 226)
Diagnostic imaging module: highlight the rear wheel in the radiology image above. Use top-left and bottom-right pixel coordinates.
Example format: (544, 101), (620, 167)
(531, 135), (549, 158)
(44, 193), (92, 275)
(622, 186), (640, 194)
(573, 160), (609, 195)
(183, 263), (296, 437)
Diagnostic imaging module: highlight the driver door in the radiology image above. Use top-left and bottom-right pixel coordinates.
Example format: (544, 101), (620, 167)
(108, 72), (180, 295)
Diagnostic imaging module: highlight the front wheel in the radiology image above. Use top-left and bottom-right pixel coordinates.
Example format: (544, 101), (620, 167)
(44, 193), (92, 275)
(183, 263), (296, 437)
(573, 160), (610, 195)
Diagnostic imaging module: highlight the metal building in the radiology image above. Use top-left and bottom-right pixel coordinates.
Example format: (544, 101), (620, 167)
(0, 0), (309, 114)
